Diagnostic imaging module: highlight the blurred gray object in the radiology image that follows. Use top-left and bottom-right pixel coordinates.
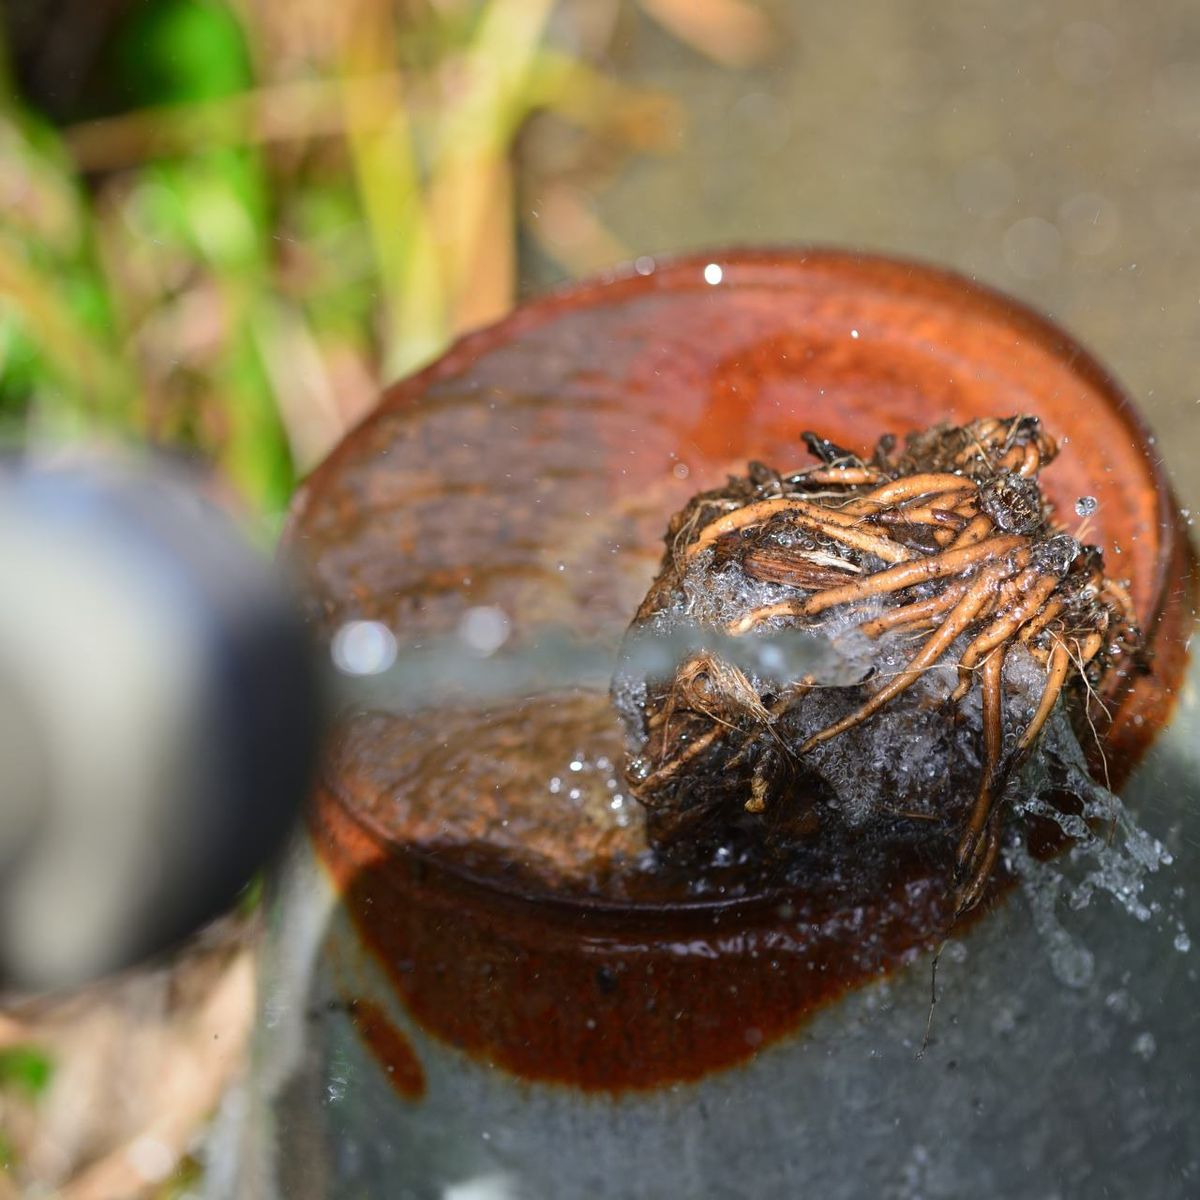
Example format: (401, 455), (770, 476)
(0, 451), (321, 990)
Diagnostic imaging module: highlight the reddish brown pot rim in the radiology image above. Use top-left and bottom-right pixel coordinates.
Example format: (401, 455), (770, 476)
(291, 247), (1196, 1091)
(290, 245), (1182, 609)
(314, 779), (849, 927)
(292, 246), (1194, 910)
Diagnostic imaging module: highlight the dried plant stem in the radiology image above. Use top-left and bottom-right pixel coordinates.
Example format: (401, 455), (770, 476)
(427, 0), (558, 335)
(340, 0), (447, 377)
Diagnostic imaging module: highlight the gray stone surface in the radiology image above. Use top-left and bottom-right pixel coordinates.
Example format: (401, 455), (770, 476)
(526, 0), (1200, 513)
(226, 675), (1200, 1198)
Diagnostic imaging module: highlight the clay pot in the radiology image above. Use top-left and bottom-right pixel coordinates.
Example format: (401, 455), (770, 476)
(293, 249), (1191, 773)
(266, 250), (1195, 1200)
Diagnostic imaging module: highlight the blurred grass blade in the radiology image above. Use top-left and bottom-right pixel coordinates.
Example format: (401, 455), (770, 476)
(527, 50), (682, 151)
(63, 75), (401, 172)
(341, 0), (447, 379)
(0, 237), (128, 422)
(429, 0), (558, 335)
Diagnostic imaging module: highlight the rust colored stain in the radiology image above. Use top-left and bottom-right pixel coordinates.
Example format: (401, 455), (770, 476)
(347, 998), (427, 1100)
(289, 249), (1195, 1095)
(313, 787), (987, 1092)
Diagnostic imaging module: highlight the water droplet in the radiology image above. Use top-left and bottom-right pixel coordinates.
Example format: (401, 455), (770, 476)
(331, 620), (397, 676)
(458, 605), (510, 656)
(634, 255), (655, 276)
(568, 759), (584, 772)
(672, 461), (690, 480)
(703, 262), (724, 285)
(1075, 495), (1099, 516)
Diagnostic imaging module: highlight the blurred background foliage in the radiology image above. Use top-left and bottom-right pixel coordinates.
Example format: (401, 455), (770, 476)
(0, 0), (767, 515)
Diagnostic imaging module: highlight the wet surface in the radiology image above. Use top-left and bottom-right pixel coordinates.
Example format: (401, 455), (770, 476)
(314, 778), (965, 1090)
(286, 255), (1190, 1095)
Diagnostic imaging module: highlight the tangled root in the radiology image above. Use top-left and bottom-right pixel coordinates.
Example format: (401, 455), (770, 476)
(615, 416), (1141, 914)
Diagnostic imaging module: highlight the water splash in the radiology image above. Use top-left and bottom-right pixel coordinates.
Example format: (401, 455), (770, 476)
(1006, 706), (1178, 986)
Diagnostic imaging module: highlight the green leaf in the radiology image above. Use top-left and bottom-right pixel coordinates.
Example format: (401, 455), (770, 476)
(0, 1045), (54, 1098)
(114, 0), (253, 108)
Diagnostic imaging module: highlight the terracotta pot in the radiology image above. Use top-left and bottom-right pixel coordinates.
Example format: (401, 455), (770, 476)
(293, 248), (1191, 772)
(250, 250), (1196, 1200)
